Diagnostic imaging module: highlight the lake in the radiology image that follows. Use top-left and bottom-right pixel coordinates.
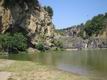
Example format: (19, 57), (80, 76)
(0, 49), (107, 80)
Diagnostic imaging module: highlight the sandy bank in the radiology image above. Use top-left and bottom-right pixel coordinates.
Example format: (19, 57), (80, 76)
(0, 59), (90, 80)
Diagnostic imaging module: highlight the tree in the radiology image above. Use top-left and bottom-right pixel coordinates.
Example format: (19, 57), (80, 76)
(35, 42), (45, 51)
(2, 0), (39, 8)
(52, 40), (63, 49)
(83, 14), (106, 37)
(44, 6), (53, 18)
(0, 33), (27, 53)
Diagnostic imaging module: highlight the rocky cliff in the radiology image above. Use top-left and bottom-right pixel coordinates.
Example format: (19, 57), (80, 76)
(59, 24), (83, 37)
(58, 24), (107, 49)
(0, 0), (55, 47)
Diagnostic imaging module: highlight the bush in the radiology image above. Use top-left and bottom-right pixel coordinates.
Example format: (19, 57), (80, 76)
(35, 43), (45, 51)
(84, 14), (106, 37)
(52, 40), (63, 49)
(44, 6), (53, 18)
(3, 0), (39, 8)
(3, 0), (15, 8)
(0, 33), (27, 53)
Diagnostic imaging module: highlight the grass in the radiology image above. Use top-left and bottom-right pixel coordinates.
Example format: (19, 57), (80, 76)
(0, 59), (90, 80)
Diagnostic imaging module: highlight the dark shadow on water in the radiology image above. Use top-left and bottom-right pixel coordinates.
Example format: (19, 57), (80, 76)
(0, 52), (37, 61)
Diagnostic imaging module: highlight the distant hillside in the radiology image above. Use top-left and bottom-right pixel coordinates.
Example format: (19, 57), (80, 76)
(58, 13), (107, 39)
(57, 13), (107, 49)
(80, 13), (107, 39)
(58, 24), (84, 37)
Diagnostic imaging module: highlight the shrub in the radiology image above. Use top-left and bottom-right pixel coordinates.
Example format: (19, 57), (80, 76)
(2, 0), (39, 8)
(0, 33), (27, 53)
(52, 40), (63, 49)
(35, 42), (45, 51)
(44, 6), (53, 18)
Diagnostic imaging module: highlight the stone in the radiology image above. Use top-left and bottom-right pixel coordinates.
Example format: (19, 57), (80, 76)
(0, 0), (55, 47)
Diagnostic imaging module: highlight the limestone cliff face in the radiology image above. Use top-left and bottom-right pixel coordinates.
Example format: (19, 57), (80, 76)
(0, 0), (55, 46)
(58, 25), (107, 49)
(98, 26), (107, 39)
(59, 26), (81, 37)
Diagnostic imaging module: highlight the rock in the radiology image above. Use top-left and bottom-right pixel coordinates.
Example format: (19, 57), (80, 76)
(27, 47), (40, 53)
(0, 0), (55, 47)
(0, 72), (11, 80)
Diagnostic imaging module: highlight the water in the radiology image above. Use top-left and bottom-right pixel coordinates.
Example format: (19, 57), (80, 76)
(0, 49), (107, 80)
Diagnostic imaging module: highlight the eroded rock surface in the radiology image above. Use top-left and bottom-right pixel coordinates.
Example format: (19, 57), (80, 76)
(0, 0), (55, 47)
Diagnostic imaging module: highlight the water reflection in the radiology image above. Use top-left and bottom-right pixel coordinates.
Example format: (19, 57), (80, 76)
(35, 49), (107, 79)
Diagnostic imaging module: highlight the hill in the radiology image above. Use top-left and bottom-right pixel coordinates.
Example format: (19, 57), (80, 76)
(57, 13), (107, 49)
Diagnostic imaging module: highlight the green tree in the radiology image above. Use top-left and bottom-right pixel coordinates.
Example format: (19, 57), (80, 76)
(52, 40), (63, 49)
(84, 14), (105, 37)
(0, 33), (27, 53)
(2, 0), (39, 8)
(35, 42), (45, 51)
(44, 6), (53, 18)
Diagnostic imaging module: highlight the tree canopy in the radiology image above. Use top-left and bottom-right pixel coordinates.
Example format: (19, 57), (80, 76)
(44, 6), (53, 18)
(0, 33), (27, 53)
(2, 0), (39, 8)
(79, 12), (107, 38)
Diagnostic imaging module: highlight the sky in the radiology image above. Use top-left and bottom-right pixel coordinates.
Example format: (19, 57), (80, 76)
(39, 0), (107, 29)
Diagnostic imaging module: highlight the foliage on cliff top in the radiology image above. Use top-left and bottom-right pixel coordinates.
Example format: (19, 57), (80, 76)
(58, 12), (107, 39)
(44, 6), (53, 18)
(84, 13), (107, 37)
(2, 0), (39, 8)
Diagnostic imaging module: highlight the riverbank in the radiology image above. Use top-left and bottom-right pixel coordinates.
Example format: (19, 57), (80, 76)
(65, 48), (107, 51)
(0, 59), (90, 80)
